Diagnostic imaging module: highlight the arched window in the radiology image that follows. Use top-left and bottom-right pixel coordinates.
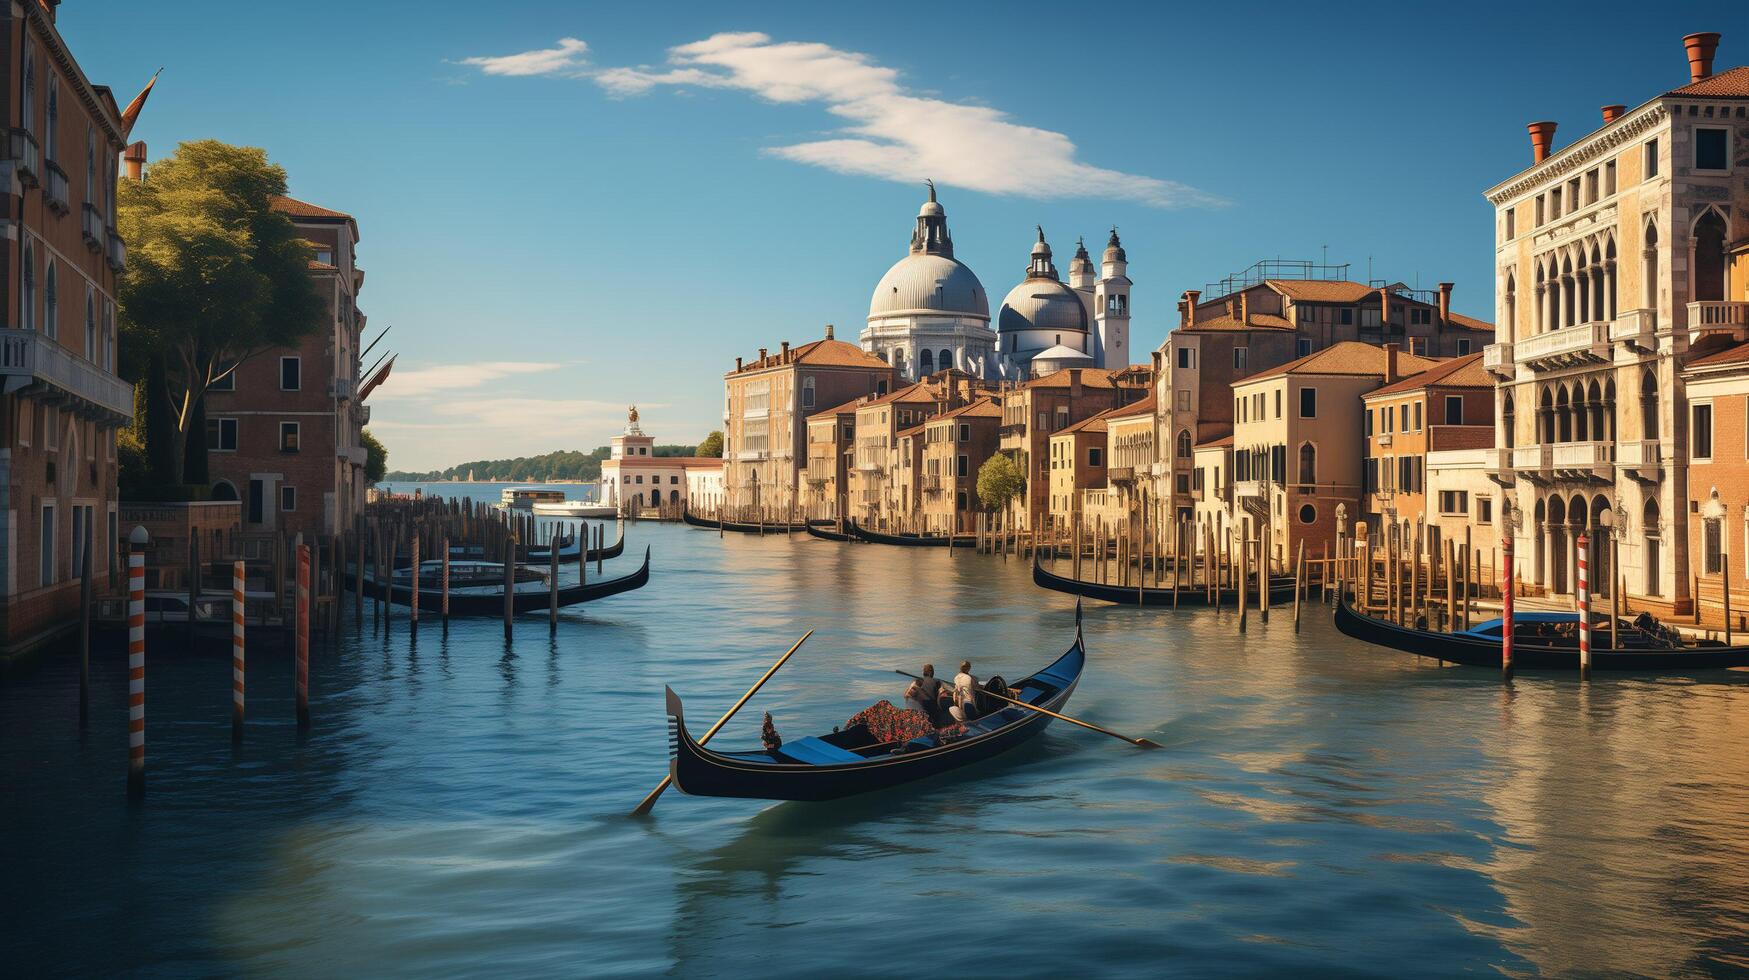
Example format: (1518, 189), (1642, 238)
(1504, 273), (1517, 338)
(1539, 387), (1555, 443)
(104, 301), (114, 372)
(85, 126), (95, 205)
(1575, 248), (1590, 324)
(1175, 429), (1192, 459)
(1534, 264), (1546, 333)
(1643, 221), (1658, 308)
(84, 287), (95, 362)
(1640, 370), (1658, 440)
(45, 73), (57, 163)
(1555, 385), (1571, 442)
(1644, 497), (1663, 596)
(1694, 209), (1728, 303)
(801, 376), (815, 409)
(21, 242), (34, 332)
(22, 45), (34, 134)
(1298, 442), (1316, 485)
(1561, 256), (1575, 327)
(44, 261), (57, 339)
(1574, 382), (1589, 441)
(1502, 394), (1516, 449)
(938, 349), (952, 372)
(919, 348), (934, 376)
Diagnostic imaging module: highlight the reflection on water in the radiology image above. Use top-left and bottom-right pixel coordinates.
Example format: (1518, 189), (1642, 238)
(5, 497), (1749, 975)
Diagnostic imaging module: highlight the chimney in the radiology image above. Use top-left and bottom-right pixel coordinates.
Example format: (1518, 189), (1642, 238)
(1069, 368), (1084, 400)
(1378, 286), (1392, 329)
(1177, 298), (1189, 328)
(1238, 291), (1249, 324)
(1152, 350), (1163, 376)
(1685, 32), (1721, 84)
(736, 356), (744, 372)
(1437, 283), (1453, 326)
(1383, 343), (1400, 384)
(825, 324), (835, 340)
(123, 141), (147, 181)
(780, 340), (790, 361)
(1527, 121), (1557, 164)
(758, 347), (768, 364)
(1600, 104), (1627, 125)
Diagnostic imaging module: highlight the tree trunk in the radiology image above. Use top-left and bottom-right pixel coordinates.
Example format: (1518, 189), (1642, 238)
(184, 394), (209, 486)
(146, 352), (182, 487)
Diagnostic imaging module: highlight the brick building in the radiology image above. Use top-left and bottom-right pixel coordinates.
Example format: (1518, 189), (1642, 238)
(997, 366), (1149, 530)
(202, 193), (371, 539)
(1360, 353), (1495, 551)
(919, 396), (1000, 535)
(0, 2), (139, 656)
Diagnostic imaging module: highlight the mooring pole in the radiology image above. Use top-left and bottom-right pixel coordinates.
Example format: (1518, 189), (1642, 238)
(1577, 533), (1591, 681)
(232, 559), (246, 741)
(127, 527), (148, 799)
(296, 541), (311, 731)
(79, 532), (91, 727)
(1502, 533), (1515, 682)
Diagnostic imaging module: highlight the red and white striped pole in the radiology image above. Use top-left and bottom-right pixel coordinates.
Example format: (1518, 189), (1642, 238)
(1577, 532), (1592, 680)
(232, 559), (245, 740)
(126, 526), (148, 798)
(296, 543), (311, 731)
(1502, 534), (1515, 682)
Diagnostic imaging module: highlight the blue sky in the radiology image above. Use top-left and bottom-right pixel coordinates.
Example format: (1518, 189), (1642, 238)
(68, 0), (1734, 470)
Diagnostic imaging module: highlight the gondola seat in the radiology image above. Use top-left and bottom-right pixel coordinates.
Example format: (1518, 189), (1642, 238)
(776, 737), (867, 766)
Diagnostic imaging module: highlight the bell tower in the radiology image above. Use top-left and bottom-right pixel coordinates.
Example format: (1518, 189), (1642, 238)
(1094, 228), (1131, 369)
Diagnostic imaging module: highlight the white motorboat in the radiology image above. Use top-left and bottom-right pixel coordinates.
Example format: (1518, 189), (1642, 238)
(531, 501), (618, 518)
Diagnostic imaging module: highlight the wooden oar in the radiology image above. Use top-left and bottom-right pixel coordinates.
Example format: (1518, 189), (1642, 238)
(631, 629), (815, 816)
(894, 670), (1161, 749)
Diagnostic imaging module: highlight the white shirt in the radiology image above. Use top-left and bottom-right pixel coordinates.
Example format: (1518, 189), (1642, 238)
(954, 671), (979, 705)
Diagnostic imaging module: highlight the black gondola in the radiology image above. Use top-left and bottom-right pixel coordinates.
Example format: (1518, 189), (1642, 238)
(1331, 597), (1749, 671)
(846, 520), (973, 548)
(355, 546), (651, 615)
(681, 505), (805, 534)
(803, 520), (854, 542)
(448, 525), (625, 565)
(1031, 551), (1297, 606)
(665, 615), (1086, 802)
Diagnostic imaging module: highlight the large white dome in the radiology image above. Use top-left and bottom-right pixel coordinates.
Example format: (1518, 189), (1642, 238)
(869, 253), (989, 320)
(997, 278), (1088, 335)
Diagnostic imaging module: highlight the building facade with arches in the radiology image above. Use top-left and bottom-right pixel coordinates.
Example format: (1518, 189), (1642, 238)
(1483, 32), (1749, 609)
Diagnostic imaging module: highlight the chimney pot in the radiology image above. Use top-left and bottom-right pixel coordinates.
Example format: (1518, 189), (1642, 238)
(1239, 291), (1249, 324)
(1384, 343), (1400, 384)
(1437, 282), (1453, 326)
(123, 141), (147, 181)
(1600, 104), (1627, 125)
(825, 324), (834, 340)
(1527, 121), (1558, 164)
(780, 340), (790, 360)
(759, 347), (768, 363)
(736, 356), (744, 372)
(1684, 32), (1721, 84)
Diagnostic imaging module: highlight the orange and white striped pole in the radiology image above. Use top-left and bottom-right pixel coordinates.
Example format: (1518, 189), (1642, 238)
(1577, 533), (1591, 680)
(1502, 534), (1515, 682)
(296, 543), (311, 731)
(126, 526), (148, 798)
(232, 559), (246, 739)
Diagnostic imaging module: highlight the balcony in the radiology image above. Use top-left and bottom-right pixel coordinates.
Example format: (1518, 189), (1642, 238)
(3, 128), (40, 189)
(80, 203), (103, 251)
(1107, 465), (1136, 484)
(1512, 444), (1551, 479)
(1514, 321), (1610, 369)
(1610, 308), (1658, 353)
(1234, 479), (1266, 500)
(105, 230), (126, 273)
(1483, 446), (1513, 483)
(922, 474), (944, 491)
(1376, 432), (1393, 448)
(329, 376), (356, 401)
(1689, 301), (1749, 338)
(0, 329), (133, 420)
(359, 404), (371, 424)
(1550, 440), (1614, 480)
(1616, 439), (1663, 481)
(338, 446), (368, 466)
(1482, 342), (1514, 378)
(43, 161), (68, 215)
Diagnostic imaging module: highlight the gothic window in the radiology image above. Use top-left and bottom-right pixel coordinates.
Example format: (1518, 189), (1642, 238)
(21, 242), (34, 332)
(44, 261), (57, 339)
(1694, 209), (1727, 303)
(1176, 429), (1191, 459)
(1298, 442), (1316, 485)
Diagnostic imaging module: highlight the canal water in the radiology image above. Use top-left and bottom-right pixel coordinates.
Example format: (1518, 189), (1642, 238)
(6, 484), (1749, 976)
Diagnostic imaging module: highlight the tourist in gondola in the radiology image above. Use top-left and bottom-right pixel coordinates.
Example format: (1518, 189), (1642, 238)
(949, 660), (981, 723)
(903, 663), (948, 725)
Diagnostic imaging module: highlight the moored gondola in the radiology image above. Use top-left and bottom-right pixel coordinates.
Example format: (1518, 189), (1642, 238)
(846, 520), (973, 548)
(356, 546), (651, 615)
(803, 520), (854, 542)
(1332, 597), (1749, 671)
(447, 524), (625, 565)
(666, 618), (1086, 802)
(1031, 551), (1297, 606)
(681, 505), (805, 534)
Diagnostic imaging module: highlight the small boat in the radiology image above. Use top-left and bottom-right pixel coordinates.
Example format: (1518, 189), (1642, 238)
(532, 501), (618, 519)
(355, 546), (652, 615)
(665, 610), (1085, 802)
(846, 520), (973, 548)
(681, 505), (806, 534)
(447, 525), (625, 565)
(803, 520), (854, 543)
(1031, 551), (1298, 606)
(1332, 598), (1749, 671)
(392, 559), (546, 587)
(500, 486), (568, 509)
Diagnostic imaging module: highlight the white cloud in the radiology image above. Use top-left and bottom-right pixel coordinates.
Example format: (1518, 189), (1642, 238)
(372, 361), (559, 400)
(465, 32), (1220, 208)
(458, 37), (590, 77)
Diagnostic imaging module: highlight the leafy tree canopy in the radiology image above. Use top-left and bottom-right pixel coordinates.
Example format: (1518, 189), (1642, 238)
(696, 431), (723, 458)
(361, 429), (388, 483)
(976, 453), (1027, 512)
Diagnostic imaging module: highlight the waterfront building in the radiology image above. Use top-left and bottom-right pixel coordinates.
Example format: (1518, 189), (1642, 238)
(1230, 342), (1439, 570)
(0, 2), (141, 656)
(802, 400), (859, 521)
(1046, 405), (1113, 524)
(998, 366), (1150, 530)
(848, 371), (987, 528)
(685, 462), (725, 516)
(1483, 31), (1749, 611)
(1151, 263), (1492, 540)
(1191, 435), (1234, 542)
(862, 186), (1133, 382)
(722, 327), (897, 519)
(598, 407), (721, 512)
(919, 397), (1001, 534)
(1360, 353), (1495, 557)
(1678, 340), (1749, 622)
(203, 193), (373, 540)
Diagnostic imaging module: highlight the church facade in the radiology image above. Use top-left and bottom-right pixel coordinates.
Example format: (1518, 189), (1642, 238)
(861, 185), (1133, 382)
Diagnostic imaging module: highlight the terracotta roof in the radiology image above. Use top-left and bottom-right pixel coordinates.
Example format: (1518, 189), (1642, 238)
(1687, 340), (1749, 369)
(1264, 280), (1379, 303)
(1103, 392), (1157, 421)
(1196, 421), (1232, 444)
(1019, 367), (1127, 391)
(271, 194), (352, 220)
(307, 260), (337, 271)
(602, 456), (723, 467)
(898, 423), (927, 439)
(860, 380), (940, 408)
(1667, 65), (1749, 98)
(1195, 434), (1234, 449)
(732, 338), (893, 375)
(1365, 352), (1490, 398)
(811, 396), (867, 417)
(1059, 400), (1140, 435)
(1235, 340), (1442, 385)
(932, 397), (1002, 421)
(1185, 313), (1295, 332)
(1446, 311), (1495, 333)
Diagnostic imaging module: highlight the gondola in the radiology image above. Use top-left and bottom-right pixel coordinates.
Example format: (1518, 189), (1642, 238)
(846, 520), (974, 548)
(447, 525), (625, 565)
(665, 611), (1085, 802)
(355, 546), (651, 615)
(1031, 550), (1298, 606)
(681, 505), (806, 534)
(803, 520), (854, 543)
(1331, 597), (1749, 671)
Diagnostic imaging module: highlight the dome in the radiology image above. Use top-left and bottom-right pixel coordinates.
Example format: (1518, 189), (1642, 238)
(998, 277), (1088, 334)
(1030, 344), (1095, 377)
(869, 253), (989, 319)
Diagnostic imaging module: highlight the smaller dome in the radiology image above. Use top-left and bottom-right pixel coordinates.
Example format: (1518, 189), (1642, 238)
(998, 278), (1089, 334)
(1103, 228), (1126, 263)
(919, 200), (944, 217)
(1031, 344), (1095, 377)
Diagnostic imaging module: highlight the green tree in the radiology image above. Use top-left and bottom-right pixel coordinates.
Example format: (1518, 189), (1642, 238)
(361, 429), (388, 483)
(976, 452), (1027, 517)
(696, 430), (723, 458)
(117, 140), (324, 484)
